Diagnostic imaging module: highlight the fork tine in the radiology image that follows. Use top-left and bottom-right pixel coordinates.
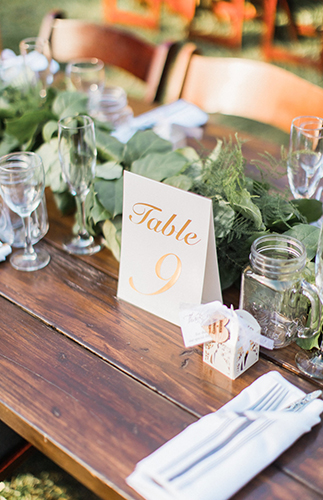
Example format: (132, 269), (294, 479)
(248, 383), (280, 411)
(261, 387), (289, 411)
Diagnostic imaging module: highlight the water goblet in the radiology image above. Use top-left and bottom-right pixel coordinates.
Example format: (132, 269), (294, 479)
(287, 116), (323, 199)
(58, 114), (101, 255)
(19, 37), (53, 98)
(0, 152), (50, 271)
(66, 58), (105, 112)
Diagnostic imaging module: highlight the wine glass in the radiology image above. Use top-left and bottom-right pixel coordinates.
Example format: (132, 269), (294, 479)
(0, 152), (50, 271)
(58, 114), (101, 255)
(295, 220), (323, 378)
(19, 37), (53, 98)
(287, 116), (323, 200)
(66, 58), (105, 112)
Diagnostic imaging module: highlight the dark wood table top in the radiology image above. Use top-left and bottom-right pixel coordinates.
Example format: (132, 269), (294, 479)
(0, 101), (322, 500)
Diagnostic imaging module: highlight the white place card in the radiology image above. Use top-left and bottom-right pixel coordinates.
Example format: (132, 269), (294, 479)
(117, 171), (222, 325)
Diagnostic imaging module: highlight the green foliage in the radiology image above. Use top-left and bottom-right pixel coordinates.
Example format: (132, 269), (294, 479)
(1, 87), (323, 348)
(191, 137), (322, 290)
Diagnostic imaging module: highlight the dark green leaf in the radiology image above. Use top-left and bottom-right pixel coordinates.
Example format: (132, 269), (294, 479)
(5, 109), (54, 144)
(291, 198), (323, 223)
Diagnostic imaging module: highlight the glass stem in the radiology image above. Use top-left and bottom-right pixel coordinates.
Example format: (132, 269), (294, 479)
(23, 215), (36, 257)
(75, 195), (89, 239)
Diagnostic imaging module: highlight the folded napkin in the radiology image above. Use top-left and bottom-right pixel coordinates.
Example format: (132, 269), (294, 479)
(1, 49), (59, 88)
(0, 242), (12, 262)
(111, 99), (208, 144)
(127, 371), (323, 500)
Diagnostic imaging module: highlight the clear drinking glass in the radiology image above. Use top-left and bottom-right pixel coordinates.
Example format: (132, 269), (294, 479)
(296, 221), (323, 378)
(19, 37), (53, 98)
(0, 152), (50, 271)
(58, 114), (101, 255)
(287, 116), (323, 199)
(66, 58), (105, 112)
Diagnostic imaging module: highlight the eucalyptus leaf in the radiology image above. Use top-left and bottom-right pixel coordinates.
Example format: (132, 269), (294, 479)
(284, 223), (320, 260)
(163, 174), (193, 191)
(95, 176), (124, 218)
(213, 199), (236, 239)
(0, 133), (19, 155)
(52, 91), (88, 119)
(123, 130), (172, 167)
(96, 128), (124, 162)
(176, 146), (200, 162)
(96, 161), (123, 180)
(89, 195), (111, 224)
(102, 217), (122, 261)
(42, 120), (58, 142)
(131, 151), (187, 181)
(231, 189), (264, 230)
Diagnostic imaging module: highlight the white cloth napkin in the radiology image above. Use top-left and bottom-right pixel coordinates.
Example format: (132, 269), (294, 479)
(111, 99), (208, 143)
(127, 371), (323, 500)
(0, 49), (59, 87)
(0, 242), (12, 262)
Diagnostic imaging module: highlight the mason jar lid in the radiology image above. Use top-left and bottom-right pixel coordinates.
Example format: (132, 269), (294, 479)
(249, 234), (306, 278)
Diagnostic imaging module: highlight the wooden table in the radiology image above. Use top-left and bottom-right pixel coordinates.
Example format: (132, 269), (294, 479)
(0, 102), (323, 500)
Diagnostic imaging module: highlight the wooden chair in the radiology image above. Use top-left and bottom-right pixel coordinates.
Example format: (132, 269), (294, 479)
(169, 54), (323, 133)
(41, 15), (173, 103)
(102, 0), (198, 29)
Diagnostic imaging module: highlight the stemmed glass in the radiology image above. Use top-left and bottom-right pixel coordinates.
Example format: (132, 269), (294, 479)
(19, 37), (53, 98)
(58, 114), (101, 255)
(66, 58), (105, 113)
(0, 152), (50, 271)
(287, 116), (323, 200)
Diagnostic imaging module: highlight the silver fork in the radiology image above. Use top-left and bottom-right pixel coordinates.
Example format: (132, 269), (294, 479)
(158, 383), (288, 481)
(172, 398), (314, 492)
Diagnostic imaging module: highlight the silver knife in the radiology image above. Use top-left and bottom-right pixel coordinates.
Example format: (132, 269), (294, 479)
(284, 390), (322, 412)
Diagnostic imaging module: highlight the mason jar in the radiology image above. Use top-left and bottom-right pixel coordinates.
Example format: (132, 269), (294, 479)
(91, 86), (133, 129)
(239, 234), (321, 349)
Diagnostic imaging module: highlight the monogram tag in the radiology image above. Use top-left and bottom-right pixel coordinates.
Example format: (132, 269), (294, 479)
(203, 314), (230, 343)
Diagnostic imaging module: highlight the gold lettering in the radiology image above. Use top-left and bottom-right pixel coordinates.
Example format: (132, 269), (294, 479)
(161, 214), (177, 237)
(129, 203), (161, 225)
(184, 233), (201, 245)
(147, 218), (163, 231)
(176, 220), (192, 241)
(129, 253), (182, 295)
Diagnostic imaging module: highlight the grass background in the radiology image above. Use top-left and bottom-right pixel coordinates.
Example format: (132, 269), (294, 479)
(1, 0), (323, 498)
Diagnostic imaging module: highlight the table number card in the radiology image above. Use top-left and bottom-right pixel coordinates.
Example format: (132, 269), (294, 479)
(117, 171), (222, 325)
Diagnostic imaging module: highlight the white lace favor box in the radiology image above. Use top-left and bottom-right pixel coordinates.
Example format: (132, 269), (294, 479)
(179, 301), (260, 379)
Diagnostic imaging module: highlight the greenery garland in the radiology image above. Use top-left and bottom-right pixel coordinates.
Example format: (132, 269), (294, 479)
(1, 86), (322, 349)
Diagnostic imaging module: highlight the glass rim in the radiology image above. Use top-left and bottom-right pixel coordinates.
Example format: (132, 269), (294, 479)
(19, 37), (49, 49)
(0, 151), (43, 173)
(66, 58), (105, 72)
(58, 114), (94, 130)
(291, 115), (323, 132)
(250, 234), (306, 276)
